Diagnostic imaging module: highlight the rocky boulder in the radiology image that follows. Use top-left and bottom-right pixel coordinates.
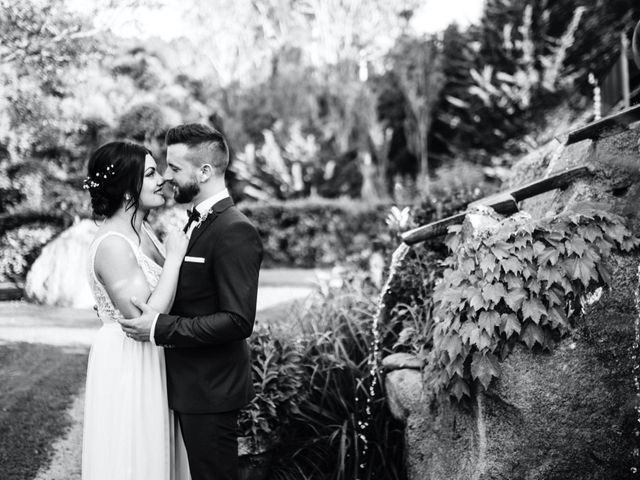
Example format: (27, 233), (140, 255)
(386, 125), (640, 479)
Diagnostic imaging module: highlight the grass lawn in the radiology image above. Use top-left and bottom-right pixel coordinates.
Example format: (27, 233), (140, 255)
(0, 342), (87, 480)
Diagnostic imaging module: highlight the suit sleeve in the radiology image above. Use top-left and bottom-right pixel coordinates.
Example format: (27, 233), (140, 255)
(154, 220), (263, 347)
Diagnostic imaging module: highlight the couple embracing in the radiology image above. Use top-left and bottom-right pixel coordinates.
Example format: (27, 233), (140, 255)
(82, 123), (263, 480)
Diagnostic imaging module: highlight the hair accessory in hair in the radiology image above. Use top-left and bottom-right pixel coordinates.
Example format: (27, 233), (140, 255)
(83, 164), (116, 190)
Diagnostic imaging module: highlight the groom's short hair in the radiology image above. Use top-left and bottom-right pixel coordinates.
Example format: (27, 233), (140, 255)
(166, 123), (229, 172)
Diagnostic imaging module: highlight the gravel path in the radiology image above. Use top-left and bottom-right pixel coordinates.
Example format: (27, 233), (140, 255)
(1, 270), (318, 480)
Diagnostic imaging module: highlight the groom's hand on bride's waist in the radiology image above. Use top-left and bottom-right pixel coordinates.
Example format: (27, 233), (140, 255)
(119, 297), (158, 342)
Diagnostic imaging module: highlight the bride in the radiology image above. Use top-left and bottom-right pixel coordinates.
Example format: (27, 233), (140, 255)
(82, 141), (191, 480)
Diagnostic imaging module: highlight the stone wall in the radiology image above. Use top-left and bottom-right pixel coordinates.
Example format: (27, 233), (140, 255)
(385, 126), (640, 479)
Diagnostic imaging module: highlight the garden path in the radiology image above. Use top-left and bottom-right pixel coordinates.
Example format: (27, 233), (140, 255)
(0, 268), (322, 480)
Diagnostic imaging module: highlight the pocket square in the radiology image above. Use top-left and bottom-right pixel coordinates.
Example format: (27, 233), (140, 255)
(184, 256), (205, 263)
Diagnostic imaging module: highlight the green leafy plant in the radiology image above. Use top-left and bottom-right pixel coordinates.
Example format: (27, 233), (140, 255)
(237, 199), (393, 268)
(238, 323), (305, 452)
(408, 205), (640, 402)
(270, 274), (405, 480)
(0, 224), (59, 283)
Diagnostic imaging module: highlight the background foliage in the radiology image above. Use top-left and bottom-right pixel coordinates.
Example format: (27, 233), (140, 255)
(2, 0), (639, 284)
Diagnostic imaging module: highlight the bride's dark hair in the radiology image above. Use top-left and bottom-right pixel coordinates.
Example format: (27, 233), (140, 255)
(85, 141), (153, 227)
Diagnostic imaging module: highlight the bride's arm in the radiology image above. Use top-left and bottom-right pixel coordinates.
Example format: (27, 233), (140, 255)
(94, 234), (185, 318)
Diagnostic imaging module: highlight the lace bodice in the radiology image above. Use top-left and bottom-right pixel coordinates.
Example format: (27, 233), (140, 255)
(88, 226), (164, 324)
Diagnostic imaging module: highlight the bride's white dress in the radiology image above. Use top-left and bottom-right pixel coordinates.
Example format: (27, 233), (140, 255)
(82, 227), (190, 480)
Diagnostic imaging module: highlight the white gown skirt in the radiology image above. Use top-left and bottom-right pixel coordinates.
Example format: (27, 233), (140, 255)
(82, 323), (190, 480)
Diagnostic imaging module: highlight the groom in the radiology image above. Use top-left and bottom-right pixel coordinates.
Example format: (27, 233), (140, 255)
(120, 123), (263, 480)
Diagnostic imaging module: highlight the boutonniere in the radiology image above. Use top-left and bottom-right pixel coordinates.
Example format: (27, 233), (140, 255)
(194, 207), (215, 230)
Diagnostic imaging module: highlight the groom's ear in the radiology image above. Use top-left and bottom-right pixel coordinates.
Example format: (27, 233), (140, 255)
(199, 163), (213, 182)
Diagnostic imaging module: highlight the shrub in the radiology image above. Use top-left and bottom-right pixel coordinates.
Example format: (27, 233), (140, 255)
(239, 198), (393, 268)
(269, 274), (406, 480)
(0, 224), (60, 283)
(238, 323), (306, 452)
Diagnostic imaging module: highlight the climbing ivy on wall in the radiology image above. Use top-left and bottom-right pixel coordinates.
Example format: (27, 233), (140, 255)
(422, 204), (639, 401)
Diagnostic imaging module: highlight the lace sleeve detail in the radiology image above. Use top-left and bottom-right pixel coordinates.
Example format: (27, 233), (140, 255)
(88, 232), (161, 324)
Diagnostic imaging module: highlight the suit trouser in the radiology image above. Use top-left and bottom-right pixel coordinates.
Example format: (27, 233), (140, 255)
(177, 410), (239, 480)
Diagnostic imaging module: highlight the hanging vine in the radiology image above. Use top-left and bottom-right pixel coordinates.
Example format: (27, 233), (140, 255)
(415, 204), (639, 401)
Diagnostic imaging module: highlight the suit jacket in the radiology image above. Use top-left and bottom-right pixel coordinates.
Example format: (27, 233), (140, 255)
(154, 196), (263, 413)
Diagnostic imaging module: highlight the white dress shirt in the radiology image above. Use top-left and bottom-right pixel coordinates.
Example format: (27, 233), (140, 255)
(185, 188), (230, 238)
(149, 189), (231, 344)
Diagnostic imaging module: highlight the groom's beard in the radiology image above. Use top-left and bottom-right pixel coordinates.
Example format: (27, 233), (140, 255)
(173, 181), (200, 204)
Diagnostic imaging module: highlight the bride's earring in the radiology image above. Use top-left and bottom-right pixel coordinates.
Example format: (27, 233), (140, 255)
(124, 194), (131, 203)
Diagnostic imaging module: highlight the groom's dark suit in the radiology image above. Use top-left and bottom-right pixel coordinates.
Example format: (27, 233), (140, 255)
(154, 196), (263, 480)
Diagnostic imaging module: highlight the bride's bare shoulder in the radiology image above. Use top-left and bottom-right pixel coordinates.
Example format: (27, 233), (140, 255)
(92, 231), (138, 271)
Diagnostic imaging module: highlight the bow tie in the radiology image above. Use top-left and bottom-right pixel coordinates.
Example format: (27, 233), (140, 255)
(183, 208), (201, 233)
(187, 208), (201, 221)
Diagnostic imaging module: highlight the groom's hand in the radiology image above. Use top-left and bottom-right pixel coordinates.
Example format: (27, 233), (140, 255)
(118, 297), (157, 342)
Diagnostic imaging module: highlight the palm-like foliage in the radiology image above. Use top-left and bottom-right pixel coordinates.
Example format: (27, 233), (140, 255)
(268, 275), (406, 480)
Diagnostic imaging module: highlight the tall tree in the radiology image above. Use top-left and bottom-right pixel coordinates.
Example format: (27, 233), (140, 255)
(390, 35), (445, 182)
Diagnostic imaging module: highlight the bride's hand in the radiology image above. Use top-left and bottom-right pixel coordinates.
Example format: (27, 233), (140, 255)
(164, 230), (189, 264)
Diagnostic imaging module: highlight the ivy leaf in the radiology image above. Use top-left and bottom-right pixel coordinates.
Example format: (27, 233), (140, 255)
(477, 331), (493, 351)
(518, 245), (534, 262)
(500, 313), (521, 338)
(481, 282), (507, 305)
(504, 287), (527, 310)
(594, 238), (613, 257)
(479, 252), (497, 274)
(459, 322), (481, 345)
(504, 273), (524, 290)
(501, 256), (523, 275)
(441, 334), (463, 361)
(578, 223), (603, 242)
(491, 240), (511, 260)
(559, 275), (573, 295)
(521, 297), (546, 324)
(547, 230), (566, 243)
(450, 317), (462, 332)
(478, 311), (501, 332)
(512, 235), (530, 250)
(526, 278), (541, 295)
(603, 221), (629, 244)
(452, 270), (470, 288)
(581, 247), (601, 264)
(621, 236), (640, 252)
(521, 265), (537, 280)
(547, 306), (568, 329)
(439, 288), (464, 311)
(470, 352), (500, 390)
(565, 237), (587, 256)
(538, 247), (560, 265)
(545, 287), (564, 306)
(532, 241), (546, 256)
(445, 356), (465, 377)
(466, 286), (485, 311)
(449, 375), (470, 401)
(445, 230), (462, 252)
(563, 256), (597, 286)
(469, 325), (482, 346)
(460, 257), (476, 275)
(520, 323), (545, 349)
(538, 266), (563, 285)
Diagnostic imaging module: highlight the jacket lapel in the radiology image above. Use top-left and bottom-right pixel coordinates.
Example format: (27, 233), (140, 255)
(186, 196), (234, 255)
